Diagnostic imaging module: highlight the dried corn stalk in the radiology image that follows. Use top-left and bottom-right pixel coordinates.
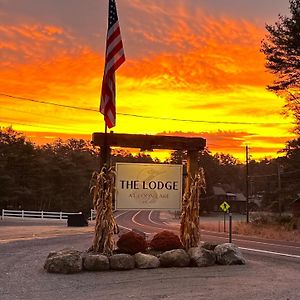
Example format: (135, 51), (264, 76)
(90, 166), (117, 255)
(180, 168), (206, 250)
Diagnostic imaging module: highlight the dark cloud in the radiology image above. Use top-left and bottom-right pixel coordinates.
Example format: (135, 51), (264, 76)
(184, 0), (289, 21)
(0, 0), (106, 51)
(1, 0), (289, 58)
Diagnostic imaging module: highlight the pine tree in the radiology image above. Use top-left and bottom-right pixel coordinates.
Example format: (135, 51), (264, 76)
(261, 0), (300, 133)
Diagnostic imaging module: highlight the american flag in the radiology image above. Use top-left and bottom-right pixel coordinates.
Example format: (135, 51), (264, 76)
(100, 0), (125, 128)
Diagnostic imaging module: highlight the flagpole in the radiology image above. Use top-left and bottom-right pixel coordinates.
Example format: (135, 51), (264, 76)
(99, 0), (125, 170)
(101, 123), (108, 170)
(104, 123), (108, 166)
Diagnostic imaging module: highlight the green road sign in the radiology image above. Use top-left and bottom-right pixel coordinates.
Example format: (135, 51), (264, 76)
(220, 201), (230, 212)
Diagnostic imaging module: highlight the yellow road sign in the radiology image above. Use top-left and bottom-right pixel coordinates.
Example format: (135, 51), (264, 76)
(220, 201), (230, 212)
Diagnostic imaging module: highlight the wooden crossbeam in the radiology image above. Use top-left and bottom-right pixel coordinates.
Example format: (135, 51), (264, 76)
(92, 132), (206, 151)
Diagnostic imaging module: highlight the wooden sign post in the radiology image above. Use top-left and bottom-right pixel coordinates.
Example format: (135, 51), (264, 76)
(92, 132), (206, 251)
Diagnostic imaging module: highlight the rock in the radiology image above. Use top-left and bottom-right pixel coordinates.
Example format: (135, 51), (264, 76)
(188, 247), (216, 267)
(149, 231), (183, 251)
(44, 248), (83, 274)
(47, 248), (82, 259)
(109, 254), (135, 270)
(145, 249), (164, 258)
(83, 254), (109, 271)
(159, 249), (190, 267)
(214, 243), (246, 265)
(201, 242), (219, 251)
(117, 231), (148, 255)
(134, 252), (160, 269)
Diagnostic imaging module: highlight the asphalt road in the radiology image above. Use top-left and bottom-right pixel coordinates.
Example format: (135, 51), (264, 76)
(0, 212), (299, 300)
(116, 210), (300, 259)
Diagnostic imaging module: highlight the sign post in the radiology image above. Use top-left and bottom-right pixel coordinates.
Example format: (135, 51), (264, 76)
(220, 201), (230, 234)
(229, 212), (232, 243)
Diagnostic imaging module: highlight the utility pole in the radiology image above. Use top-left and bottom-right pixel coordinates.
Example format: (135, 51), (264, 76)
(277, 163), (282, 216)
(277, 164), (282, 189)
(246, 145), (249, 223)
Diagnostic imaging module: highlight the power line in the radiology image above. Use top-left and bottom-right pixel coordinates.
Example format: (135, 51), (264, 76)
(208, 143), (246, 149)
(249, 169), (300, 178)
(1, 118), (76, 132)
(118, 112), (287, 125)
(249, 174), (277, 178)
(0, 106), (84, 123)
(0, 93), (293, 126)
(281, 169), (300, 175)
(1, 93), (96, 112)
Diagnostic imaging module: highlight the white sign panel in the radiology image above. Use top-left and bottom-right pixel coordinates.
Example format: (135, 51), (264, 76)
(115, 163), (182, 210)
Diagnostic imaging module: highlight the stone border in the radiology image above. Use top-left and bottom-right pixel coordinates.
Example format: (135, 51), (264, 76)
(44, 243), (246, 274)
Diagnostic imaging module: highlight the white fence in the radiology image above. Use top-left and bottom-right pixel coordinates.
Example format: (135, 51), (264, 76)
(90, 209), (96, 221)
(1, 209), (80, 220)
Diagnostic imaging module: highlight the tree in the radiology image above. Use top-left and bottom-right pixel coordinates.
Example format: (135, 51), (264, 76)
(168, 150), (187, 164)
(213, 153), (240, 166)
(281, 137), (300, 162)
(261, 0), (300, 133)
(38, 138), (99, 213)
(278, 138), (300, 197)
(0, 128), (100, 213)
(0, 127), (39, 210)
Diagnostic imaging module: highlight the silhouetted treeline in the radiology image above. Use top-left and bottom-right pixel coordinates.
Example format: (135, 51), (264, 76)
(0, 127), (299, 214)
(0, 128), (159, 214)
(168, 139), (300, 212)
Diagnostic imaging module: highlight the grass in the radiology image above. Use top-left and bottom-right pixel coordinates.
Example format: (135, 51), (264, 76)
(200, 221), (300, 242)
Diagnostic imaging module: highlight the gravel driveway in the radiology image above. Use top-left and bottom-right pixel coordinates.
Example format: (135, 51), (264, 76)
(0, 222), (299, 300)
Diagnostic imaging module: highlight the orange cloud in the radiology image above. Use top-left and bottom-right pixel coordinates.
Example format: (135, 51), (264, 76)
(23, 131), (91, 145)
(121, 14), (273, 93)
(0, 7), (296, 161)
(0, 24), (66, 42)
(2, 127), (292, 162)
(160, 129), (248, 146)
(0, 23), (76, 67)
(157, 130), (294, 160)
(0, 49), (102, 95)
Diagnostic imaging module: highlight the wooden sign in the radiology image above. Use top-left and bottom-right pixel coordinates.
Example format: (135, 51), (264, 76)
(115, 163), (182, 210)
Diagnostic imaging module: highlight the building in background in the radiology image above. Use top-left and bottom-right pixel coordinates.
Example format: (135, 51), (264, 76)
(206, 185), (247, 213)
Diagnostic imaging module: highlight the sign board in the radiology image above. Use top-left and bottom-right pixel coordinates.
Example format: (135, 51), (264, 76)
(115, 163), (183, 210)
(220, 201), (230, 212)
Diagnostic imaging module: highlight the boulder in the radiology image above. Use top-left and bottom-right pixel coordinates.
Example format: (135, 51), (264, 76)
(117, 231), (148, 255)
(201, 242), (219, 251)
(214, 243), (246, 265)
(134, 252), (160, 269)
(44, 248), (83, 274)
(188, 247), (216, 267)
(83, 254), (110, 271)
(145, 249), (164, 258)
(149, 231), (183, 251)
(159, 249), (190, 267)
(109, 254), (135, 270)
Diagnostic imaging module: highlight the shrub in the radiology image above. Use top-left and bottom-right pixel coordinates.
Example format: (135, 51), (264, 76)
(149, 230), (183, 251)
(116, 231), (148, 255)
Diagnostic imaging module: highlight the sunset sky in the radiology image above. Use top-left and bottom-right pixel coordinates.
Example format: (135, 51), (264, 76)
(0, 0), (297, 161)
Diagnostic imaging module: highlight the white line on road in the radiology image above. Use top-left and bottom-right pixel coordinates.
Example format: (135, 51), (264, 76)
(114, 211), (138, 230)
(131, 210), (153, 235)
(240, 247), (300, 259)
(116, 211), (300, 259)
(114, 211), (130, 219)
(201, 230), (300, 249)
(117, 224), (134, 232)
(148, 210), (164, 226)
